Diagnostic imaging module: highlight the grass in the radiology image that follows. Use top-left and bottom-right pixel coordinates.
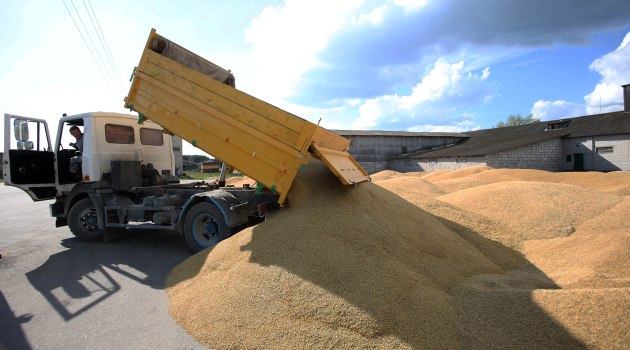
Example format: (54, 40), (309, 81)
(180, 171), (214, 180)
(179, 171), (240, 181)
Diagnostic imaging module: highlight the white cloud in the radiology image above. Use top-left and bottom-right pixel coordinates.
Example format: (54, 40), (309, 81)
(351, 59), (493, 129)
(531, 100), (585, 121)
(584, 31), (630, 114)
(353, 4), (388, 25)
(529, 31), (630, 120)
(353, 97), (390, 129)
(392, 0), (429, 11)
(400, 59), (465, 109)
(243, 0), (363, 103)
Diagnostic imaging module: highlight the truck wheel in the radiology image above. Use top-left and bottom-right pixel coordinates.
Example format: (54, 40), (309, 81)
(184, 202), (228, 253)
(68, 198), (104, 241)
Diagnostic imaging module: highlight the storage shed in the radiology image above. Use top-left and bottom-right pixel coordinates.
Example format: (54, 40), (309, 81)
(390, 110), (630, 172)
(333, 130), (467, 173)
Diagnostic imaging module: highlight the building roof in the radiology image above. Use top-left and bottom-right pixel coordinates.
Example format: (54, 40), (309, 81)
(397, 110), (630, 159)
(333, 130), (468, 138)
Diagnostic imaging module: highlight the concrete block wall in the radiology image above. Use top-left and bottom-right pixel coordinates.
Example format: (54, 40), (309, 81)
(344, 135), (464, 163)
(562, 135), (630, 171)
(390, 139), (563, 172)
(354, 132), (629, 174)
(357, 161), (389, 174)
(486, 138), (563, 171)
(593, 135), (630, 171)
(390, 156), (486, 172)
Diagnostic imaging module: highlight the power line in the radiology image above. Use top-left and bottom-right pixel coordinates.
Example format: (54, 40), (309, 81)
(69, 0), (117, 88)
(62, 0), (116, 93)
(83, 0), (124, 93)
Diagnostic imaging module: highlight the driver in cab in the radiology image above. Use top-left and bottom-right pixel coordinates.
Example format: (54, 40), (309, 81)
(69, 126), (83, 153)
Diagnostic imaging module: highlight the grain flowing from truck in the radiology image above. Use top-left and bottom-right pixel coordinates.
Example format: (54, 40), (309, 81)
(167, 164), (630, 349)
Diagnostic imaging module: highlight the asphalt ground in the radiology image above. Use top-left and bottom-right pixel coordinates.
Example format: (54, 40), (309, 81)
(0, 184), (207, 350)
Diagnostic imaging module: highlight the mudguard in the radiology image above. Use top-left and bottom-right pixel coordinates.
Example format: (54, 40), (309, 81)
(179, 189), (249, 230)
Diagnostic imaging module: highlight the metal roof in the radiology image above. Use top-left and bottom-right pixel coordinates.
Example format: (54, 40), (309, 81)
(333, 129), (469, 138)
(396, 111), (630, 159)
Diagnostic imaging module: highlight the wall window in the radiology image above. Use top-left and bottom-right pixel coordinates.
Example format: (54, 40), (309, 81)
(140, 128), (164, 146)
(595, 146), (613, 154)
(105, 124), (134, 144)
(566, 155), (572, 162)
(545, 120), (571, 130)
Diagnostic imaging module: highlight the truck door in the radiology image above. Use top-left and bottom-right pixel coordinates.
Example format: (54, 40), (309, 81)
(3, 114), (56, 201)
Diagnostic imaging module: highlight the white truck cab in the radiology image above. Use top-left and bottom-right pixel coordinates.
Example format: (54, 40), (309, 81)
(4, 112), (175, 200)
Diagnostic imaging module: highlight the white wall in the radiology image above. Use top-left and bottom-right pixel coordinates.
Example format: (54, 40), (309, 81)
(562, 135), (630, 171)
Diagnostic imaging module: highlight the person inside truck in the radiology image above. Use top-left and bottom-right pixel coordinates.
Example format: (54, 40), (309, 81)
(69, 126), (83, 175)
(69, 126), (83, 153)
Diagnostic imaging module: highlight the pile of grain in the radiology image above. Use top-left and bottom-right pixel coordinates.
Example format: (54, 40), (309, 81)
(408, 167), (630, 349)
(438, 181), (622, 244)
(166, 161), (509, 349)
(167, 164), (630, 349)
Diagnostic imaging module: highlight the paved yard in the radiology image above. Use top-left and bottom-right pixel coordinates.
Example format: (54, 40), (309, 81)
(0, 185), (206, 350)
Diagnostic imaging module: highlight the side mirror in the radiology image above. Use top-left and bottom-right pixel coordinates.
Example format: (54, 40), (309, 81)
(13, 119), (29, 141)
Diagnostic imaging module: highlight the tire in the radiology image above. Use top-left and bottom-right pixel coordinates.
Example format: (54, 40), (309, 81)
(68, 198), (105, 241)
(183, 202), (228, 253)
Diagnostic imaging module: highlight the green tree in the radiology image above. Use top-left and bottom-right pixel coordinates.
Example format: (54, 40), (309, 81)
(495, 113), (540, 128)
(183, 154), (210, 163)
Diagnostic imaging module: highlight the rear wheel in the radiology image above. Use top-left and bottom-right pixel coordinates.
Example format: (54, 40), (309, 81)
(68, 198), (104, 241)
(184, 202), (228, 253)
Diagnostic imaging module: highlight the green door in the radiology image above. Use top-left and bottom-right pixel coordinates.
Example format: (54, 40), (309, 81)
(573, 153), (584, 171)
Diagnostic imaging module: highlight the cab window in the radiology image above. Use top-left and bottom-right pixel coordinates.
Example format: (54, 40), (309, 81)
(140, 128), (164, 146)
(105, 124), (135, 144)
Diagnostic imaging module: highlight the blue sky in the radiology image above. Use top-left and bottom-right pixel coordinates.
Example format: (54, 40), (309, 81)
(1, 0), (629, 155)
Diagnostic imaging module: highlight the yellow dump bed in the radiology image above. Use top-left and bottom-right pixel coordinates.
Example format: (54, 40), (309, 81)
(125, 29), (369, 205)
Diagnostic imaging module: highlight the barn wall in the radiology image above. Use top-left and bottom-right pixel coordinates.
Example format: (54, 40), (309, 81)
(391, 139), (564, 172)
(390, 156), (487, 172)
(562, 135), (630, 171)
(486, 138), (563, 171)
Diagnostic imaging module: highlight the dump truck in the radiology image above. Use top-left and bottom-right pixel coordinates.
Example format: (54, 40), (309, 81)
(3, 28), (369, 252)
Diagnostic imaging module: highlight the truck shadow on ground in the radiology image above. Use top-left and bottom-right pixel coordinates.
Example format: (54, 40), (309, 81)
(0, 290), (33, 350)
(25, 230), (192, 321)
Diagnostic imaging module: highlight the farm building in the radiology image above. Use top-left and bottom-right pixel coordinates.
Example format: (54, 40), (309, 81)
(389, 110), (630, 172)
(337, 85), (630, 174)
(333, 130), (467, 173)
(201, 159), (222, 173)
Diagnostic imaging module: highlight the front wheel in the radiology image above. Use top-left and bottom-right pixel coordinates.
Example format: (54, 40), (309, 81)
(68, 198), (105, 241)
(183, 202), (228, 253)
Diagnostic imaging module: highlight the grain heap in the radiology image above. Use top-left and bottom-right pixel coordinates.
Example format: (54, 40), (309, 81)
(166, 160), (510, 349)
(167, 164), (630, 349)
(375, 167), (629, 348)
